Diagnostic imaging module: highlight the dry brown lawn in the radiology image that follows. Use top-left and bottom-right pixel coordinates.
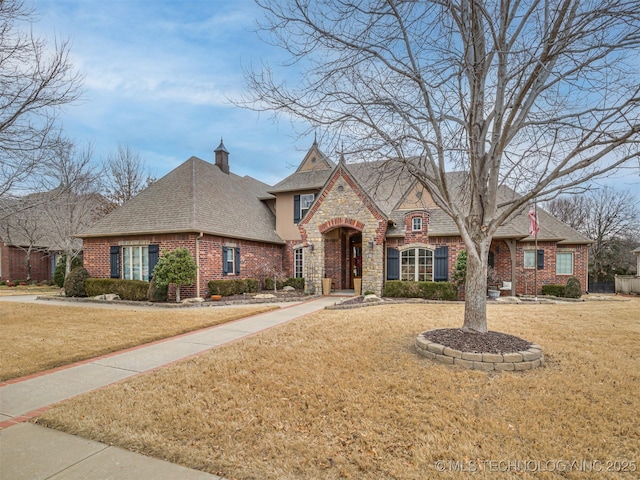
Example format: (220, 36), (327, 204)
(36, 298), (640, 479)
(0, 302), (277, 381)
(0, 285), (61, 296)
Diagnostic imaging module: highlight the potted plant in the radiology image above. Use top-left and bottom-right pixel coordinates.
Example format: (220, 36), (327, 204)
(487, 267), (500, 299)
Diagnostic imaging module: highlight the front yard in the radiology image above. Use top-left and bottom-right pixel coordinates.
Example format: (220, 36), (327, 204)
(0, 302), (278, 381)
(34, 298), (640, 479)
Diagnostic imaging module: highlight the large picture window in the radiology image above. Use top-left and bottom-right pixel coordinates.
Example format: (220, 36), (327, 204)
(556, 252), (574, 275)
(122, 246), (149, 281)
(401, 248), (433, 281)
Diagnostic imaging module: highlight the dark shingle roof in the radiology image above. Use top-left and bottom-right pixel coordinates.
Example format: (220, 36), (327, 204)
(79, 157), (283, 244)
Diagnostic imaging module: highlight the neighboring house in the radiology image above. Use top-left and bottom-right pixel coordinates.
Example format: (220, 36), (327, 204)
(634, 246), (640, 277)
(78, 140), (592, 298)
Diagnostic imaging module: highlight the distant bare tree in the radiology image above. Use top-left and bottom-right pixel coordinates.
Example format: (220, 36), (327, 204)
(547, 188), (640, 279)
(1, 197), (48, 281)
(0, 0), (83, 218)
(245, 0), (640, 333)
(43, 142), (105, 278)
(101, 144), (154, 213)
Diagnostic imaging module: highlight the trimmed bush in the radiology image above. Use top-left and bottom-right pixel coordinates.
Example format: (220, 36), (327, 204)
(564, 276), (582, 298)
(85, 278), (150, 301)
(383, 280), (457, 300)
(148, 278), (168, 302)
(207, 279), (260, 297)
(64, 267), (90, 297)
(541, 284), (565, 297)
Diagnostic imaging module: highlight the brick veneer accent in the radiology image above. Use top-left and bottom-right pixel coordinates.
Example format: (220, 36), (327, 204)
(82, 233), (284, 300)
(415, 334), (544, 371)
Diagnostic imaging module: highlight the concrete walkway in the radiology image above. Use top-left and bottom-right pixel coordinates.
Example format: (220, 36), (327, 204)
(0, 295), (343, 479)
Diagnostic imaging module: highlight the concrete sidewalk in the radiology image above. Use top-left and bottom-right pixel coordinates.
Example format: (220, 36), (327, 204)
(0, 295), (343, 479)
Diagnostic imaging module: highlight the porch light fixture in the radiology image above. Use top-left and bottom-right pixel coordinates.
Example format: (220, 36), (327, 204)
(309, 242), (314, 252)
(368, 240), (374, 249)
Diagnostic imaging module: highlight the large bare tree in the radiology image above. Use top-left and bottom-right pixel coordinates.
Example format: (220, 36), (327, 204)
(245, 0), (640, 333)
(0, 0), (83, 219)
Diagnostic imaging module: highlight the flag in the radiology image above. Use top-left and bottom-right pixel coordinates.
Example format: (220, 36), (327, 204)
(529, 204), (540, 237)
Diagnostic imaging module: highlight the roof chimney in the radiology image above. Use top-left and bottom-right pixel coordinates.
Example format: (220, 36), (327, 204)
(214, 138), (229, 174)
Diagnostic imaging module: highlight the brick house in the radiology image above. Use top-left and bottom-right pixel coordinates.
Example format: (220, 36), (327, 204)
(78, 140), (591, 298)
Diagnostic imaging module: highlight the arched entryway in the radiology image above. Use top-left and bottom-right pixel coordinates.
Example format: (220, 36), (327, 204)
(322, 227), (362, 291)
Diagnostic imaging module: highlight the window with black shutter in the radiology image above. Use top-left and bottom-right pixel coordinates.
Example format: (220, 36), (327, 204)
(110, 246), (120, 278)
(386, 247), (399, 280)
(148, 244), (159, 279)
(433, 245), (449, 282)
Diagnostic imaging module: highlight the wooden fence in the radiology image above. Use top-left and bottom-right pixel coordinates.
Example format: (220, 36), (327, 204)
(615, 275), (640, 294)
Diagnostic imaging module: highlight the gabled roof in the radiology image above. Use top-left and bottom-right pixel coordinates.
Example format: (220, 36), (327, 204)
(79, 157), (283, 244)
(296, 157), (591, 245)
(268, 142), (335, 194)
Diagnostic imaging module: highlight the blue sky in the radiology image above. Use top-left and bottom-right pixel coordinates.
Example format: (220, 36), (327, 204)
(32, 0), (639, 194)
(33, 0), (311, 185)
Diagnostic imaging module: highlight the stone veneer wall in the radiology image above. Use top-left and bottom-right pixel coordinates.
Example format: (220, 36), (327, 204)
(299, 166), (387, 296)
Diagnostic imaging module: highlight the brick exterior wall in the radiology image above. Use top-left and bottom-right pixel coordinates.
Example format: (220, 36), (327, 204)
(82, 233), (284, 300)
(0, 243), (52, 282)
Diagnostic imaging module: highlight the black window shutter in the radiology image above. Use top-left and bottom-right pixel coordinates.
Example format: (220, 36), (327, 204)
(293, 194), (301, 224)
(110, 246), (120, 278)
(537, 249), (544, 270)
(488, 251), (495, 268)
(235, 247), (241, 275)
(222, 246), (228, 276)
(386, 247), (399, 280)
(434, 246), (449, 281)
(148, 244), (159, 279)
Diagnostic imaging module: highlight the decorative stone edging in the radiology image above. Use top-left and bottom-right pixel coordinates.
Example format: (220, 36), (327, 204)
(415, 335), (544, 371)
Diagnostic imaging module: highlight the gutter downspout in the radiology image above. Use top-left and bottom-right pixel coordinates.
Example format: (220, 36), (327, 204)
(196, 232), (204, 298)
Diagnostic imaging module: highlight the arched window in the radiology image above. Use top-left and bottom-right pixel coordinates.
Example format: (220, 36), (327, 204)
(401, 248), (433, 281)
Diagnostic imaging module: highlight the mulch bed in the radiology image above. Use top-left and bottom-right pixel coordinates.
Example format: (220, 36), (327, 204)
(421, 328), (532, 354)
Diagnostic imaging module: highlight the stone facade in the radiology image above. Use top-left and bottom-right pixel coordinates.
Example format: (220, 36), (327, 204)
(299, 165), (387, 296)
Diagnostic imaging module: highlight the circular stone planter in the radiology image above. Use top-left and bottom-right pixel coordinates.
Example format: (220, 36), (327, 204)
(415, 335), (544, 371)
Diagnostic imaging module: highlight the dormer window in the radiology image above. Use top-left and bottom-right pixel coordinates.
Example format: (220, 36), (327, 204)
(412, 217), (422, 231)
(294, 193), (316, 223)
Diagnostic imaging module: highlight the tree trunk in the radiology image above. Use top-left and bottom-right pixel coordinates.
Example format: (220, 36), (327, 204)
(25, 248), (32, 282)
(462, 240), (489, 334)
(175, 284), (181, 303)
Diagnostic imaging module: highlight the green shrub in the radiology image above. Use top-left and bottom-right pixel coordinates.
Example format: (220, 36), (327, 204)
(148, 278), (168, 302)
(384, 280), (457, 300)
(64, 267), (90, 297)
(85, 278), (150, 300)
(264, 277), (281, 291)
(284, 277), (305, 290)
(364, 290), (375, 296)
(54, 254), (83, 287)
(564, 276), (582, 298)
(245, 278), (260, 292)
(416, 281), (459, 301)
(451, 250), (467, 286)
(541, 284), (565, 297)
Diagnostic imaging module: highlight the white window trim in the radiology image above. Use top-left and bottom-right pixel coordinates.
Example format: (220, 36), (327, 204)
(401, 247), (434, 282)
(412, 217), (422, 231)
(556, 251), (574, 275)
(294, 248), (304, 278)
(300, 193), (315, 220)
(225, 247), (236, 276)
(122, 245), (149, 281)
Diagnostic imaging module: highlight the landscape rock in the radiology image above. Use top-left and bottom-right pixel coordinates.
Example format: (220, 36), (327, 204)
(182, 297), (205, 304)
(94, 294), (121, 301)
(282, 286), (295, 291)
(255, 293), (276, 299)
(363, 294), (383, 303)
